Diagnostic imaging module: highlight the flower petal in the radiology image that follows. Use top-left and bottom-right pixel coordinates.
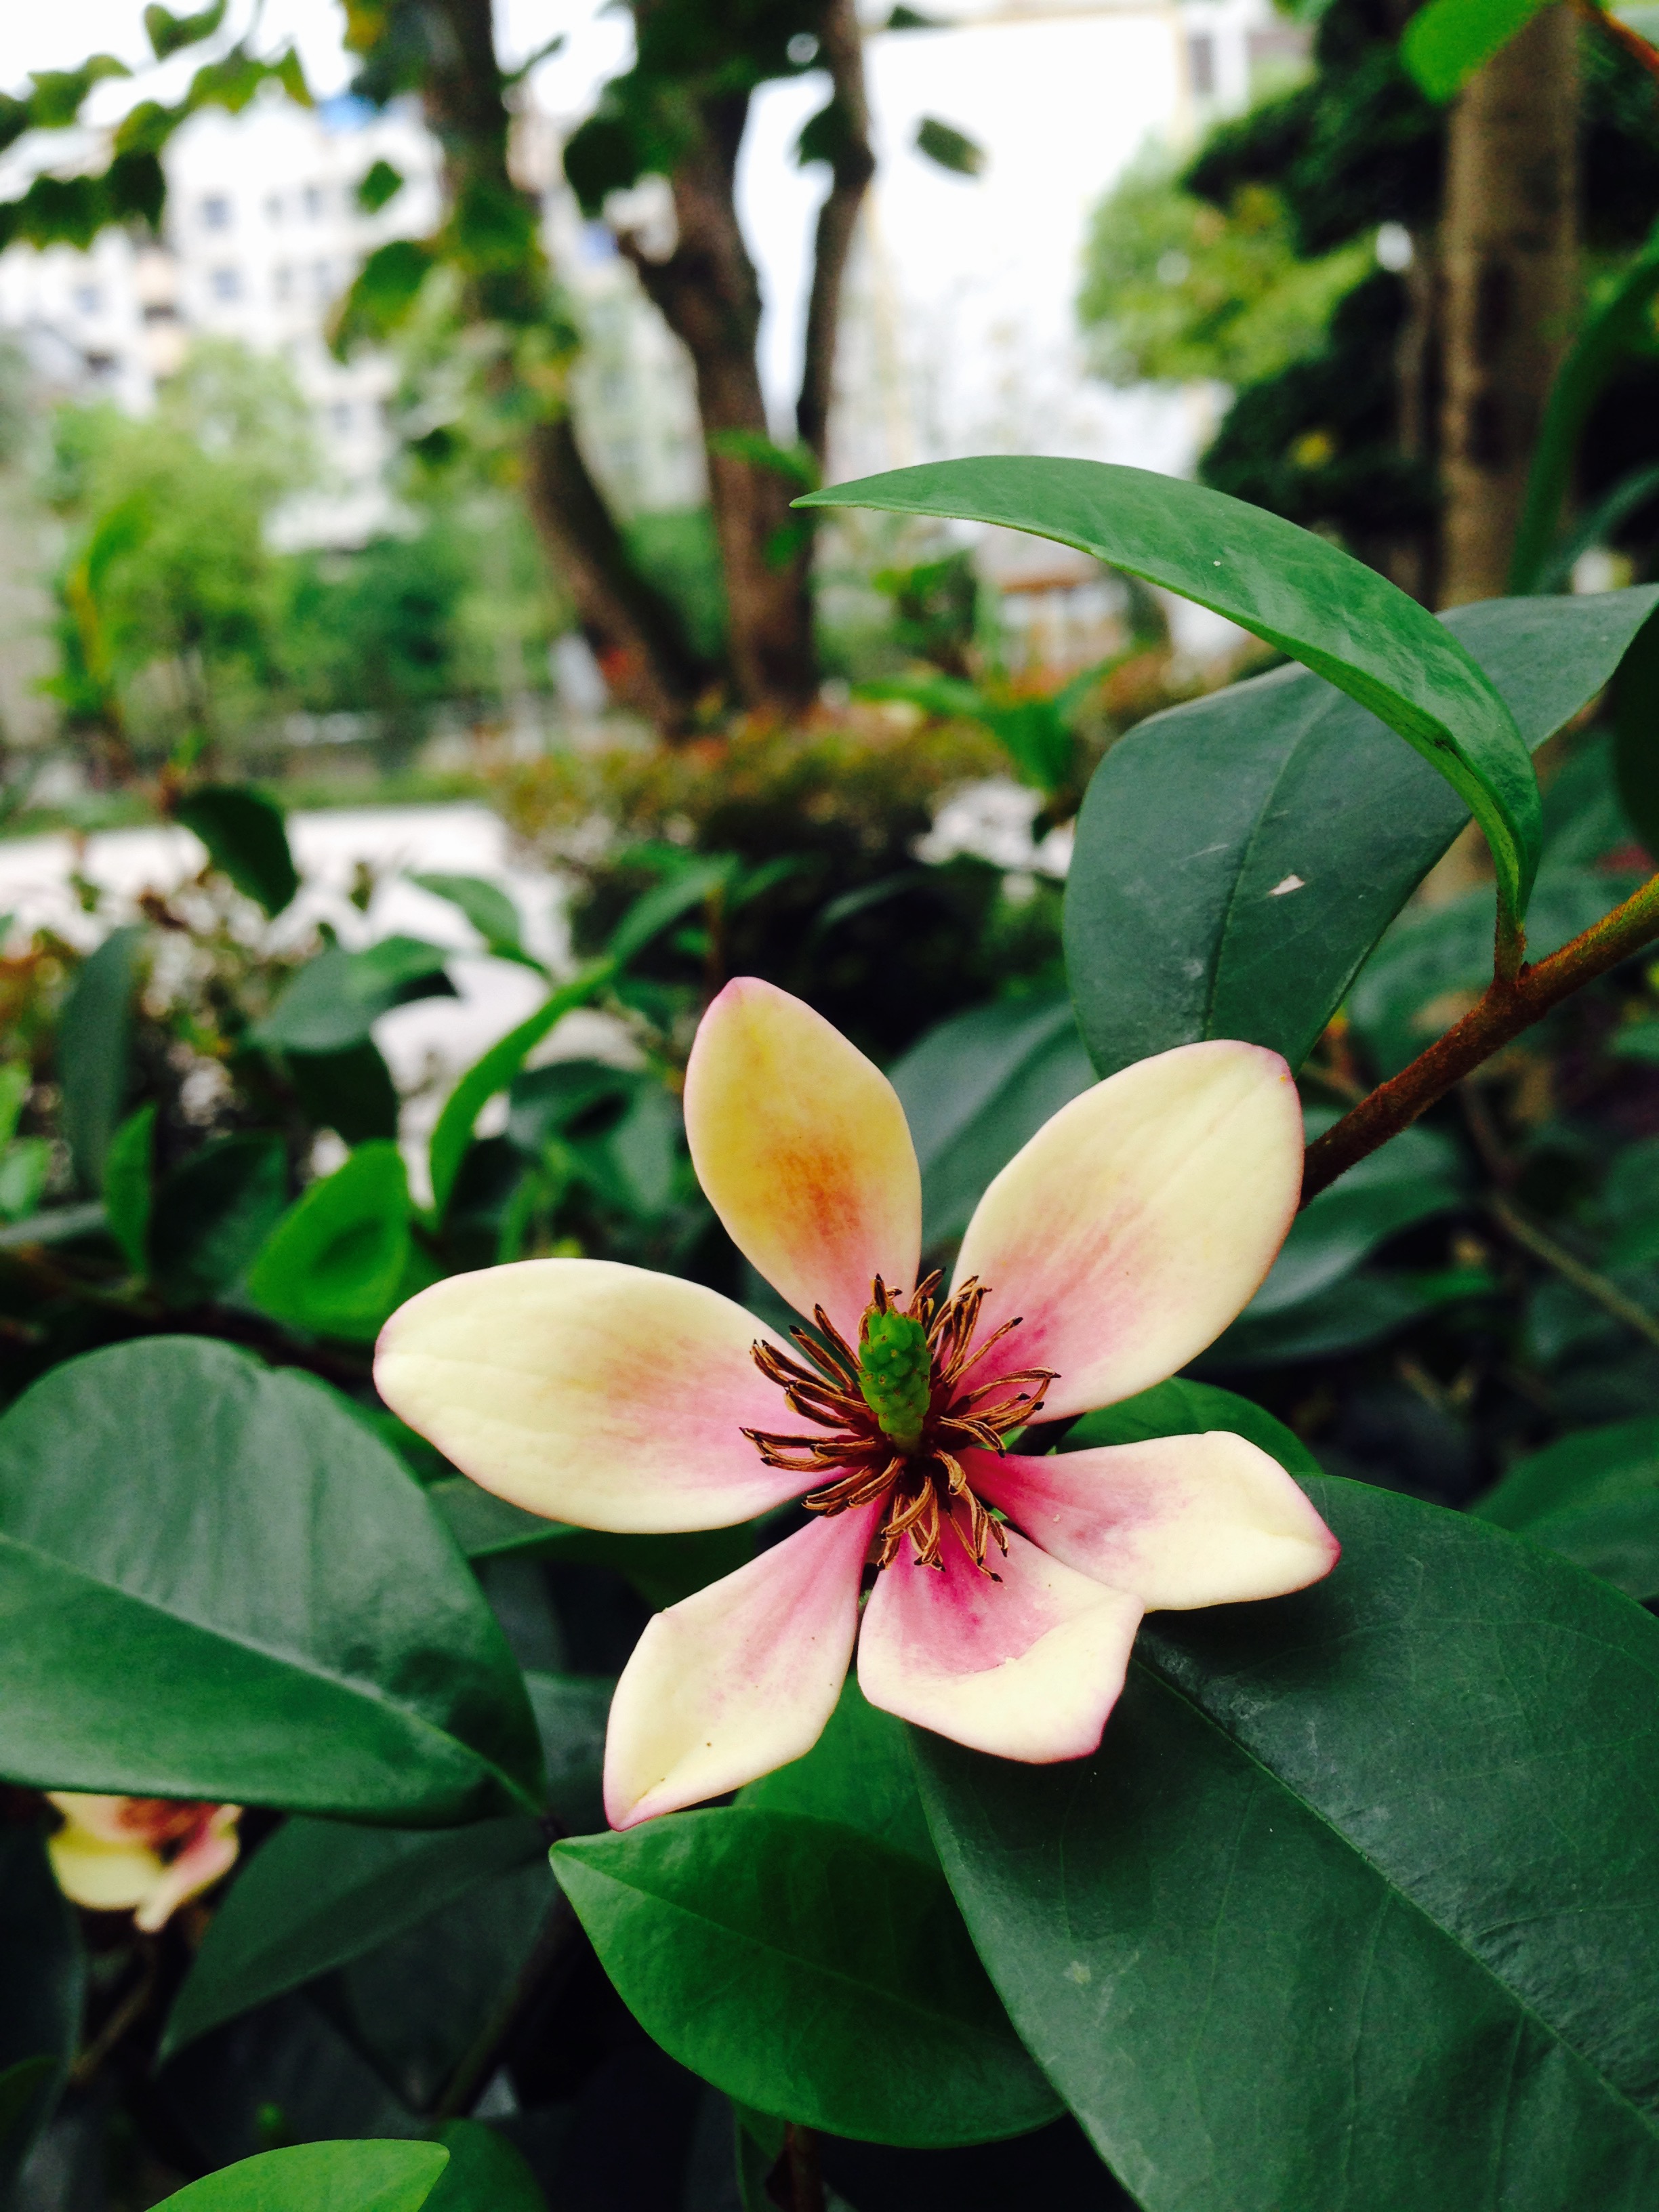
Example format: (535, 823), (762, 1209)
(47, 1829), (165, 1914)
(134, 1810), (241, 1933)
(684, 978), (921, 1332)
(375, 1258), (805, 1532)
(857, 1513), (1142, 1761)
(952, 1040), (1302, 1419)
(604, 1504), (880, 1826)
(971, 1435), (1339, 1610)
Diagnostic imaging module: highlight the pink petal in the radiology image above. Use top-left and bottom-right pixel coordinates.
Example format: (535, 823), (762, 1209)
(683, 978), (921, 1334)
(972, 1436), (1339, 1610)
(134, 1809), (241, 1933)
(857, 1512), (1142, 1761)
(604, 1503), (880, 1826)
(376, 1258), (806, 1532)
(953, 1040), (1302, 1420)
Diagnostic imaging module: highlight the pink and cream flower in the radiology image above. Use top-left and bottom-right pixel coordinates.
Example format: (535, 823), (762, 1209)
(46, 1794), (241, 1931)
(377, 979), (1337, 1829)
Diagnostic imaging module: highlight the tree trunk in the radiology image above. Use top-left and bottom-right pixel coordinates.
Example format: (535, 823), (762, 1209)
(419, 0), (705, 733)
(797, 0), (876, 470)
(1438, 4), (1580, 605)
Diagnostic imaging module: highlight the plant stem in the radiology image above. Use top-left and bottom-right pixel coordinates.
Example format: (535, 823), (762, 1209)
(1488, 1197), (1659, 1353)
(770, 2124), (825, 2212)
(1302, 869), (1659, 1204)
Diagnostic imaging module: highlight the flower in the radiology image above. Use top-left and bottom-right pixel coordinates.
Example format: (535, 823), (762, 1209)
(377, 978), (1337, 1828)
(46, 1795), (241, 1931)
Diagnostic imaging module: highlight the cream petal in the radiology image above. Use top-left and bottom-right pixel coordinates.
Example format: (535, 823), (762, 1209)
(47, 1830), (165, 1914)
(603, 1503), (879, 1826)
(952, 1040), (1302, 1420)
(683, 978), (922, 1334)
(972, 1435), (1339, 1611)
(375, 1258), (806, 1533)
(857, 1513), (1142, 1762)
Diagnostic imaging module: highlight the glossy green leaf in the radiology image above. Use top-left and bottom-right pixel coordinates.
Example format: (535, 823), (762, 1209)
(554, 1808), (1061, 2146)
(150, 1132), (288, 1305)
(411, 874), (539, 968)
(801, 458), (1539, 924)
(102, 1101), (155, 1273)
(1615, 602), (1659, 855)
(429, 959), (615, 1220)
(1208, 1267), (1491, 1368)
(155, 2142), (449, 2212)
(177, 784), (300, 918)
(888, 994), (1094, 1248)
(917, 1477), (1659, 2211)
(256, 939), (455, 1056)
(1063, 590), (1659, 1076)
(287, 1038), (402, 1145)
(425, 2121), (547, 2212)
(1058, 1376), (1322, 1477)
(741, 1674), (937, 1866)
(247, 1141), (415, 1343)
(1401, 0), (1547, 98)
(0, 1830), (83, 2193)
(0, 1336), (543, 1820)
(607, 861), (732, 967)
(58, 924), (141, 1188)
(163, 1814), (548, 2060)
(1475, 1418), (1659, 1601)
(523, 1670), (610, 1832)
(427, 1477), (754, 1607)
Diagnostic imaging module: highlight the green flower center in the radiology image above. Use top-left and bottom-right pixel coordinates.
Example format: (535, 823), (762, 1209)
(856, 1307), (932, 1453)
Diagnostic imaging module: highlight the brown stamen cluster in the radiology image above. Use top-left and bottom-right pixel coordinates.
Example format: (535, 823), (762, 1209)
(743, 1272), (1056, 1575)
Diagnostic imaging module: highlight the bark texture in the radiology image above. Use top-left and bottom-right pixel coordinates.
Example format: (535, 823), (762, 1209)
(418, 0), (706, 731)
(1438, 5), (1580, 605)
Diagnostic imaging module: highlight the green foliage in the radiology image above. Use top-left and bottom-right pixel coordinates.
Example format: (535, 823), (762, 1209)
(176, 785), (300, 918)
(914, 117), (985, 176)
(554, 1809), (1061, 2144)
(1078, 151), (1370, 389)
(246, 1141), (419, 1343)
(155, 2143), (449, 2212)
(1401, 0), (1548, 99)
(0, 1832), (83, 2195)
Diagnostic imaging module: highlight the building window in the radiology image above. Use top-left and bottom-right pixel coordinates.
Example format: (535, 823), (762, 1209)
(1187, 33), (1216, 98)
(302, 184), (325, 220)
(141, 301), (178, 324)
(73, 285), (102, 316)
(209, 266), (242, 302)
(273, 264), (293, 301)
(202, 194), (232, 230)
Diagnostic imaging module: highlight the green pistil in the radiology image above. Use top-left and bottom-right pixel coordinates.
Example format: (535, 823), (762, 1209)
(857, 1307), (931, 1454)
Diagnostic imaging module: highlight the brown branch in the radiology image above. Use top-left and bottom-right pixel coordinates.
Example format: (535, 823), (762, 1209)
(1302, 868), (1659, 1204)
(796, 0), (875, 468)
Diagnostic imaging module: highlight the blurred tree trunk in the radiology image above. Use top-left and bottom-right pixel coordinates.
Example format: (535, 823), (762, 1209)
(619, 0), (874, 716)
(1438, 4), (1580, 605)
(419, 0), (710, 734)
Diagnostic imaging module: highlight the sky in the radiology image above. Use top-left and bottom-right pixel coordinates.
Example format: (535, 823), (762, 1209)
(0, 0), (1210, 471)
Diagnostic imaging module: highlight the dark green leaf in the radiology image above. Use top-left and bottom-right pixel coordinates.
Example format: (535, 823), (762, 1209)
(150, 1132), (288, 1305)
(1059, 1376), (1322, 1477)
(0, 1830), (83, 2194)
(426, 1478), (754, 1607)
(918, 1477), (1659, 2211)
(102, 1102), (155, 1274)
(741, 1675), (937, 1868)
(426, 2121), (546, 2212)
(801, 459), (1540, 927)
(608, 862), (732, 968)
(176, 785), (300, 918)
(286, 1039), (401, 1146)
(58, 925), (141, 1188)
(1063, 590), (1659, 1076)
(1204, 1266), (1487, 1366)
(888, 995), (1093, 1248)
(144, 0), (227, 61)
(154, 2142), (449, 2212)
(1475, 1419), (1659, 1601)
(429, 960), (614, 1220)
(1615, 606), (1659, 856)
(552, 1809), (1061, 2146)
(523, 1671), (610, 1833)
(1401, 0), (1547, 98)
(411, 874), (537, 968)
(0, 1337), (543, 1820)
(246, 1141), (415, 1343)
(256, 941), (454, 1057)
(356, 159), (405, 216)
(915, 117), (985, 176)
(1237, 1120), (1461, 1317)
(163, 1816), (548, 2060)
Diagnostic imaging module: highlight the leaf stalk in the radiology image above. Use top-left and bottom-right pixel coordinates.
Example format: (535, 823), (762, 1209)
(1302, 867), (1659, 1203)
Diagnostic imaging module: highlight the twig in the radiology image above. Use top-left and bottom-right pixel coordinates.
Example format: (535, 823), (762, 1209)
(1303, 869), (1659, 1203)
(430, 1889), (583, 2123)
(1488, 1195), (1659, 1352)
(766, 2124), (826, 2212)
